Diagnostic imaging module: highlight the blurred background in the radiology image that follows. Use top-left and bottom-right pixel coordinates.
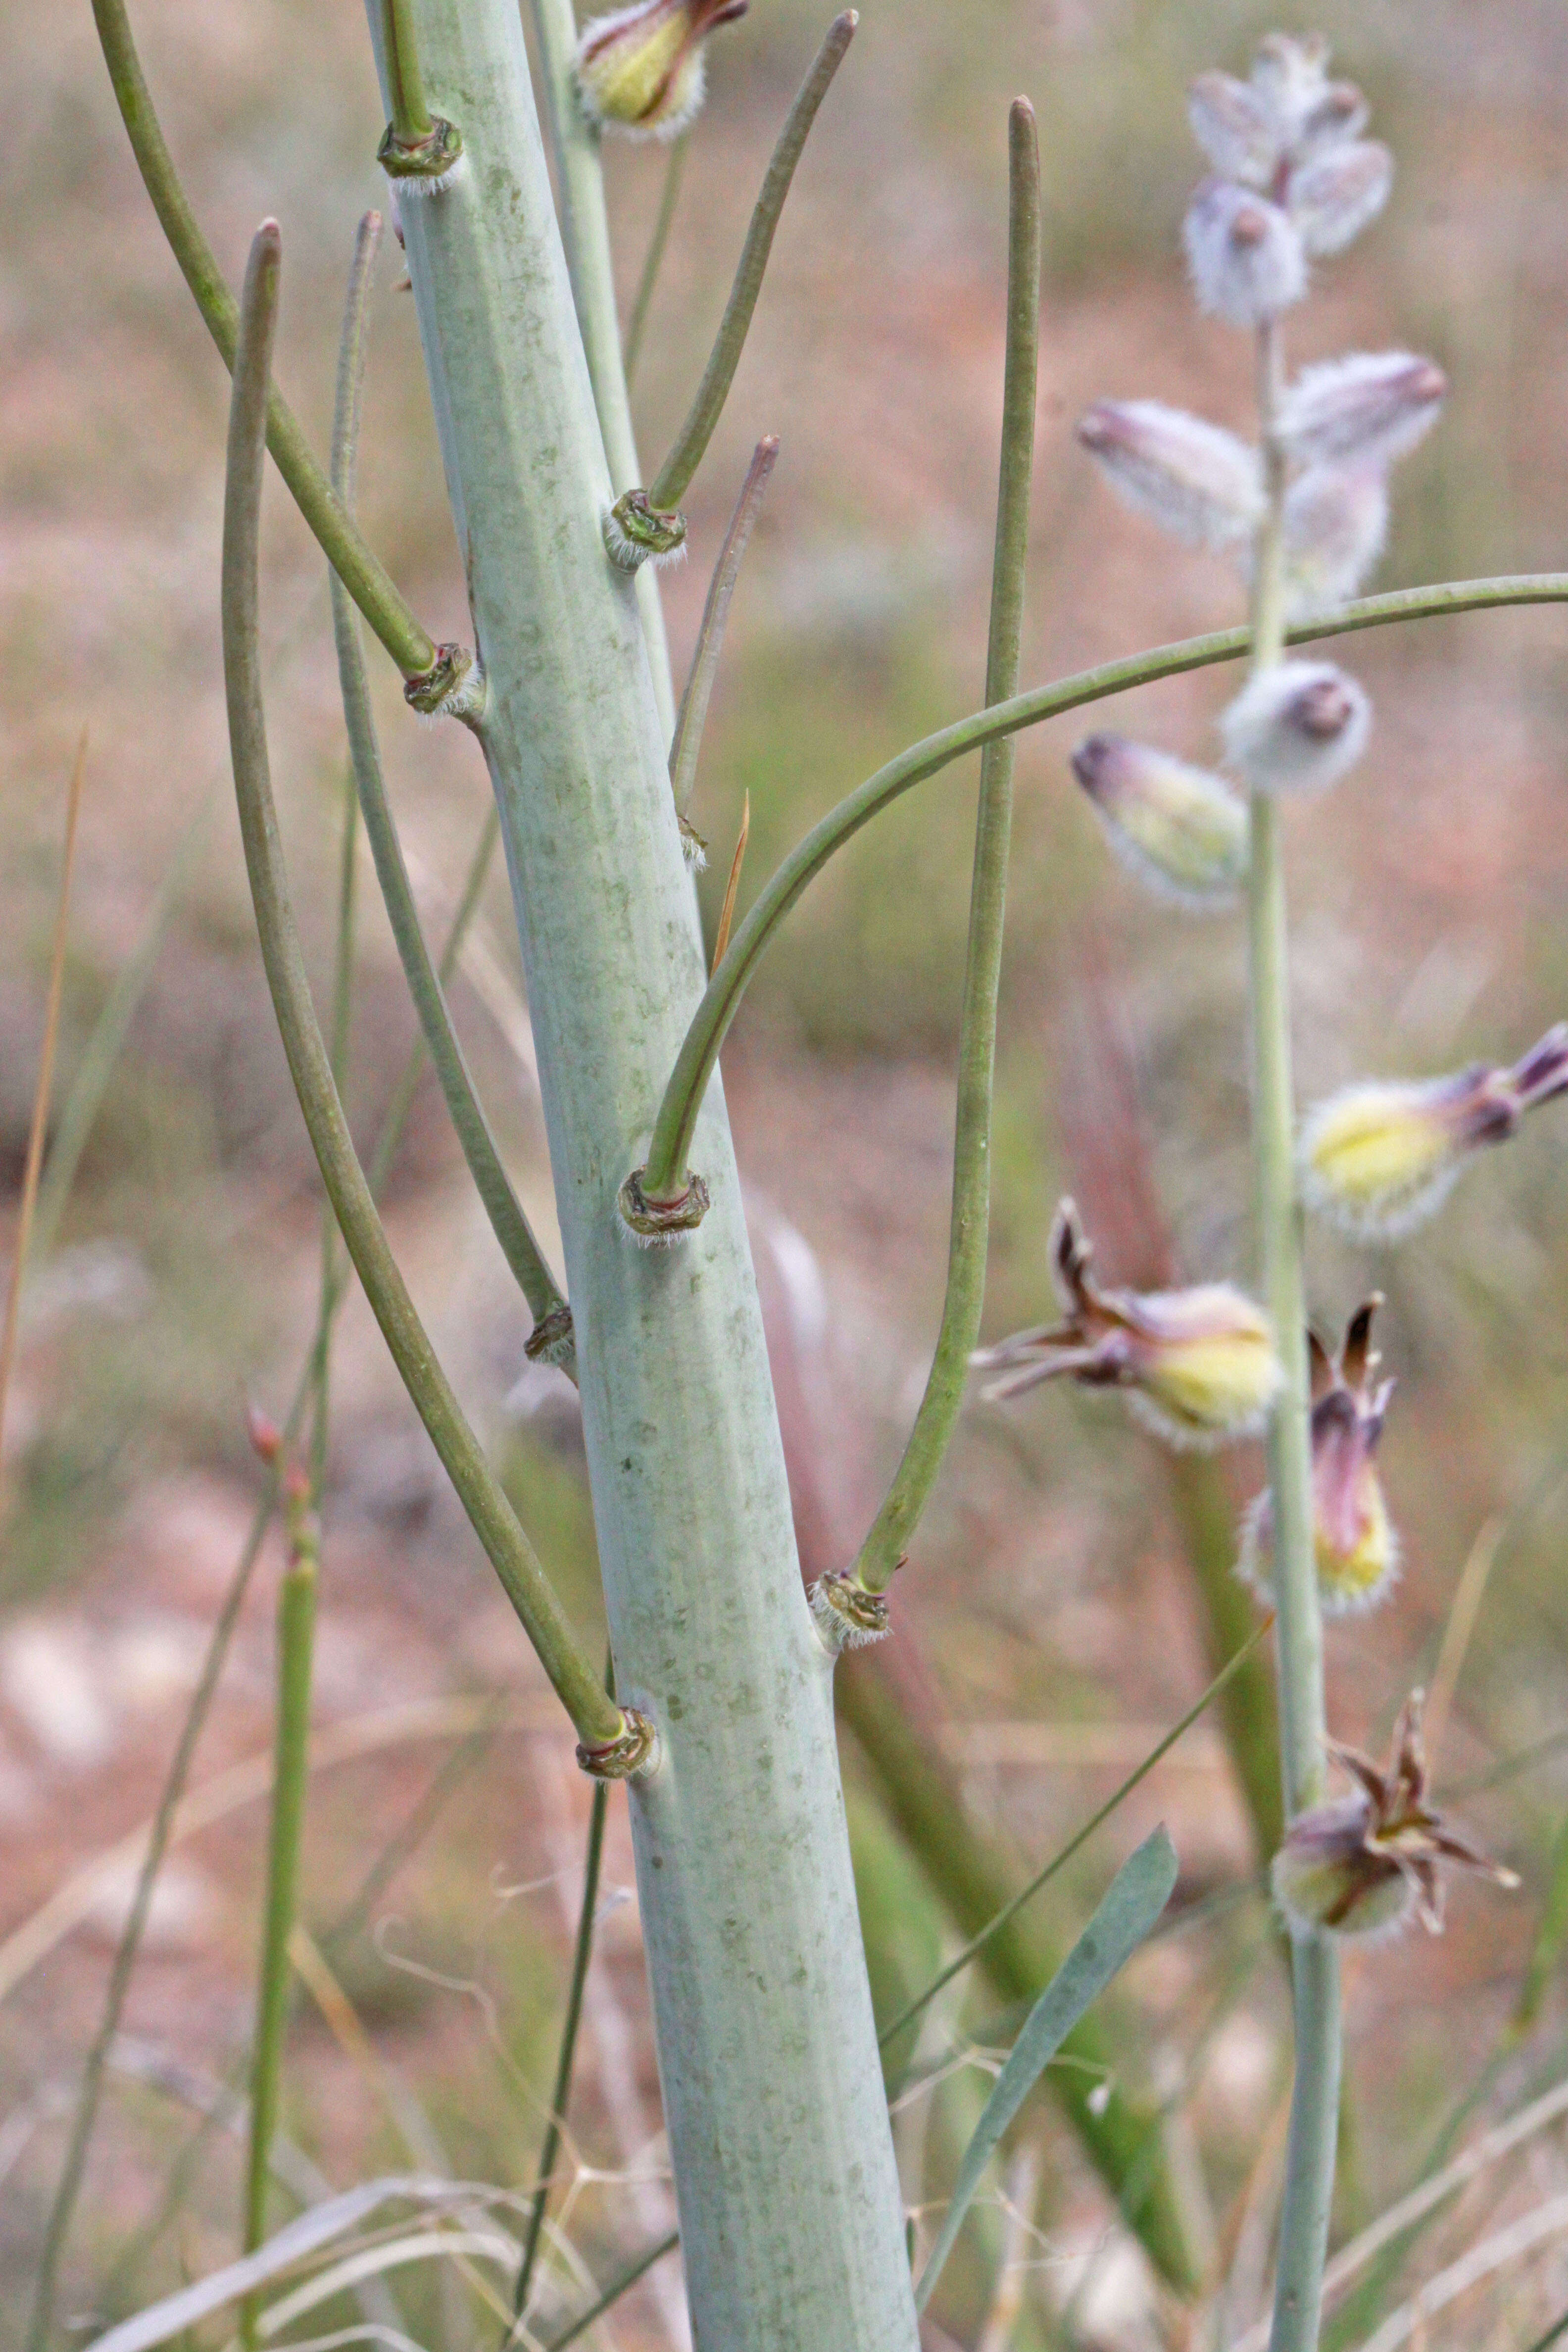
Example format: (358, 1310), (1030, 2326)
(6, 0), (1568, 2344)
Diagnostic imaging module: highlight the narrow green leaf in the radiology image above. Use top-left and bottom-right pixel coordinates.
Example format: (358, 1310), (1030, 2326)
(912, 1826), (1178, 2313)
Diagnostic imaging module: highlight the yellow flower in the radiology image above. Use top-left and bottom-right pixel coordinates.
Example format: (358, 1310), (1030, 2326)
(574, 0), (747, 141)
(973, 1201), (1281, 1451)
(1300, 1026), (1568, 1239)
(1239, 1297), (1399, 1615)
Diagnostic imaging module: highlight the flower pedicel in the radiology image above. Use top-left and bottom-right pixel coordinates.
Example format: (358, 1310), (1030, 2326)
(973, 1199), (1282, 1450)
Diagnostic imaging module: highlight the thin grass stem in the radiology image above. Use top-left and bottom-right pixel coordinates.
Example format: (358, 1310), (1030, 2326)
(20, 816), (501, 2352)
(875, 1617), (1271, 2050)
(222, 222), (618, 1748)
(647, 13), (856, 511)
(542, 2229), (680, 2350)
(87, 0), (437, 680)
(637, 565), (1568, 1203)
(669, 440), (778, 823)
(624, 137), (688, 388)
(709, 793), (750, 976)
(852, 100), (1039, 1596)
(327, 228), (570, 1352)
(1245, 316), (1339, 2352)
(0, 730), (87, 1487)
(509, 1660), (614, 2339)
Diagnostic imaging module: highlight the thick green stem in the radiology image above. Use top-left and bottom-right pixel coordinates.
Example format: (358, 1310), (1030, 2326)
(377, 2), (918, 2338)
(647, 13), (856, 512)
(88, 0), (437, 681)
(526, 0), (675, 737)
(853, 99), (1038, 1596)
(239, 1534), (317, 2351)
(222, 225), (619, 1752)
(637, 565), (1568, 1204)
(624, 136), (688, 387)
(1247, 319), (1340, 2352)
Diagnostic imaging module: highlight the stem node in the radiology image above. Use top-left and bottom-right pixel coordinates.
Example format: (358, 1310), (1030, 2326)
(604, 489), (688, 571)
(618, 1163), (711, 1241)
(576, 1707), (662, 1782)
(403, 640), (485, 722)
(809, 1572), (893, 1655)
(378, 115), (466, 192)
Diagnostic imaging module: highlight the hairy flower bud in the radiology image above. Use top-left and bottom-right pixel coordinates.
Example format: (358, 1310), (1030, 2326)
(973, 1200), (1282, 1450)
(1285, 140), (1393, 256)
(1183, 179), (1307, 328)
(1249, 32), (1332, 147)
(1276, 351), (1447, 472)
(1273, 1692), (1518, 1940)
(1300, 1026), (1568, 1238)
(1187, 71), (1277, 187)
(574, 0), (747, 141)
(1071, 733), (1248, 909)
(1278, 465), (1388, 617)
(1076, 399), (1263, 551)
(1239, 1299), (1399, 1615)
(1221, 659), (1371, 796)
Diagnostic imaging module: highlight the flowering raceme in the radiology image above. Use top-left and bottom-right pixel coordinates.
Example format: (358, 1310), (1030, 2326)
(1300, 1026), (1568, 1239)
(574, 0), (747, 140)
(1272, 1692), (1518, 1940)
(1239, 1298), (1399, 1615)
(973, 1201), (1282, 1450)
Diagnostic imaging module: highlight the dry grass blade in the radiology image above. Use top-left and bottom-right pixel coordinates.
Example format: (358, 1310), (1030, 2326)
(0, 728), (88, 1482)
(711, 794), (750, 976)
(1355, 2184), (1568, 2352)
(1424, 1515), (1505, 1766)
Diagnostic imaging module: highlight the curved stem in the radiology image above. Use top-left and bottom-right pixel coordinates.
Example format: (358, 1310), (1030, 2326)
(222, 222), (618, 1750)
(89, 0), (437, 681)
(526, 0), (676, 738)
(853, 100), (1039, 1595)
(647, 13), (856, 512)
(670, 439), (778, 820)
(1247, 318), (1340, 2352)
(637, 566), (1568, 1202)
(328, 234), (572, 1350)
(381, 0), (434, 144)
(624, 135), (689, 388)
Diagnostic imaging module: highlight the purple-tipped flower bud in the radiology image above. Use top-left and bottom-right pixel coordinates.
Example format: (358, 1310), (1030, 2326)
(1187, 71), (1278, 187)
(1240, 1299), (1399, 1616)
(1285, 139), (1393, 256)
(972, 1201), (1282, 1451)
(1072, 734), (1248, 910)
(1278, 465), (1388, 617)
(1300, 1026), (1568, 1239)
(1248, 32), (1332, 150)
(1183, 179), (1307, 329)
(1221, 659), (1371, 796)
(1273, 1692), (1518, 1940)
(574, 0), (747, 141)
(1276, 351), (1447, 472)
(1076, 399), (1263, 552)
(1290, 79), (1370, 163)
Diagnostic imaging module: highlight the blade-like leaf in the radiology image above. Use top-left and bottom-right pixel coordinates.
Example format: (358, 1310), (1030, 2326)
(913, 1826), (1178, 2312)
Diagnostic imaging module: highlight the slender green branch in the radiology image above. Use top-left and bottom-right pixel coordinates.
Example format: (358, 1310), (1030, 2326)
(18, 810), (501, 2352)
(511, 1670), (613, 2338)
(1248, 318), (1340, 2352)
(669, 438), (778, 820)
(88, 0), (437, 681)
(381, 0), (434, 145)
(624, 136), (689, 388)
(874, 1617), (1270, 2050)
(526, 0), (676, 737)
(222, 222), (619, 1750)
(310, 768), (358, 1498)
(328, 233), (572, 1352)
(852, 100), (1039, 1596)
(647, 13), (857, 512)
(637, 566), (1568, 1202)
(239, 1504), (317, 2352)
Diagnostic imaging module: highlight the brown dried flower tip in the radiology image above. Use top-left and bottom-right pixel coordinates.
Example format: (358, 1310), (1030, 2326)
(1239, 1296), (1399, 1616)
(972, 1199), (1281, 1451)
(1273, 1691), (1518, 1940)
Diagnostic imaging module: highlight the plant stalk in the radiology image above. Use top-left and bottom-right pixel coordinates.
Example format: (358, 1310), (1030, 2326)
(526, 0), (676, 737)
(1248, 317), (1341, 2352)
(853, 98), (1039, 1595)
(624, 135), (688, 387)
(637, 566), (1568, 1204)
(374, 2), (919, 2338)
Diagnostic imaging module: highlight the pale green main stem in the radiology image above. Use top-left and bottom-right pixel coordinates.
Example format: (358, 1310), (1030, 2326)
(526, 0), (675, 738)
(1250, 318), (1342, 2352)
(377, 4), (918, 2345)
